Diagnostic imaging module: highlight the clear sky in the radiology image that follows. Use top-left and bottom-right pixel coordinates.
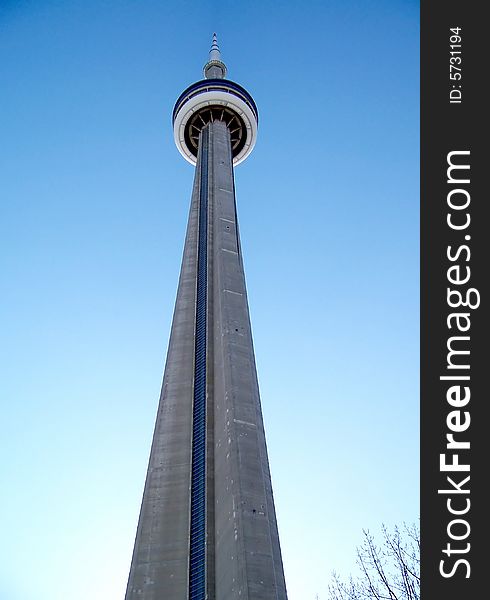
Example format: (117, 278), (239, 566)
(0, 1), (419, 599)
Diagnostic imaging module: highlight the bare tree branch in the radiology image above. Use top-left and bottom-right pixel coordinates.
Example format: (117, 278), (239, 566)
(328, 523), (420, 600)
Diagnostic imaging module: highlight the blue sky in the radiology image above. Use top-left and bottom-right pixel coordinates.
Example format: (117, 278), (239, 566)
(0, 1), (419, 599)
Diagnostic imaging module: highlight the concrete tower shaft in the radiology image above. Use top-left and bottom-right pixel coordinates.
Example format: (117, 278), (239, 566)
(125, 38), (287, 600)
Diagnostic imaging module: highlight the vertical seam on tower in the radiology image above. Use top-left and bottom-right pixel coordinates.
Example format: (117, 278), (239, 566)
(189, 125), (209, 600)
(205, 123), (215, 600)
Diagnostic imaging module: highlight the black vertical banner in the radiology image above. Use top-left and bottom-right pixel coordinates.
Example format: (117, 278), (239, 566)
(421, 2), (488, 598)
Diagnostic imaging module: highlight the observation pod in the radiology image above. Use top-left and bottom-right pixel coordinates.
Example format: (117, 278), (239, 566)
(173, 36), (258, 166)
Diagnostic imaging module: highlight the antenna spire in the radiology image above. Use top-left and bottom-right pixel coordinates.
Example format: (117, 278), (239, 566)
(209, 33), (221, 61)
(204, 33), (227, 79)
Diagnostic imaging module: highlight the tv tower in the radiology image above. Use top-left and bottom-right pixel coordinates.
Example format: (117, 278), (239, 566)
(125, 35), (288, 600)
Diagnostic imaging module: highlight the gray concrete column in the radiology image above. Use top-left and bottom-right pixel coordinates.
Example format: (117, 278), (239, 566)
(209, 120), (288, 600)
(125, 118), (288, 600)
